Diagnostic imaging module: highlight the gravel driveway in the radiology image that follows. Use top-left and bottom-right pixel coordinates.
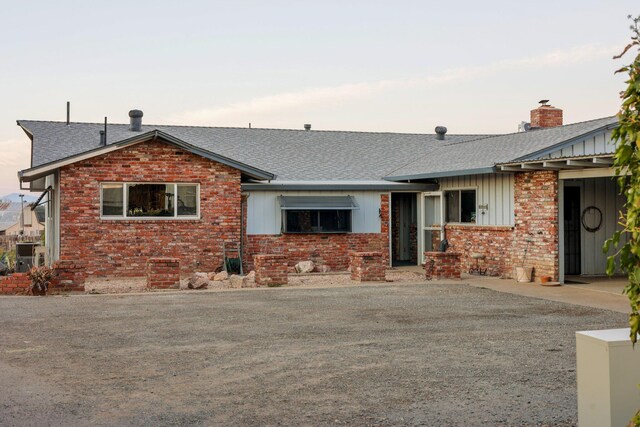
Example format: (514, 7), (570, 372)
(0, 282), (625, 426)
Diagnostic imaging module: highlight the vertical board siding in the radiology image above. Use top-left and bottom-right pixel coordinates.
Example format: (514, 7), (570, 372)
(578, 177), (627, 275)
(438, 173), (514, 226)
(246, 190), (382, 234)
(546, 130), (614, 159)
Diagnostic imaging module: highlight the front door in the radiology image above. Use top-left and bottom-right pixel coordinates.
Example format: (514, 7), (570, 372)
(421, 191), (444, 263)
(564, 185), (581, 275)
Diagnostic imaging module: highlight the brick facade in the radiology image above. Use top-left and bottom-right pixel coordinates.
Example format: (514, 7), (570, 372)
(147, 257), (180, 289)
(424, 252), (461, 280)
(0, 273), (31, 295)
(349, 251), (385, 282)
(51, 260), (86, 293)
(244, 193), (390, 272)
(445, 225), (514, 277)
(254, 254), (288, 286)
(443, 170), (559, 281)
(58, 140), (242, 277)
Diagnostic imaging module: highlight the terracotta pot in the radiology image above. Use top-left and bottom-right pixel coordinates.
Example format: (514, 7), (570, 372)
(539, 275), (552, 284)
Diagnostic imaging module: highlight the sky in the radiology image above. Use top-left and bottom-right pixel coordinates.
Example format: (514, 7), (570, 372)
(0, 1), (637, 195)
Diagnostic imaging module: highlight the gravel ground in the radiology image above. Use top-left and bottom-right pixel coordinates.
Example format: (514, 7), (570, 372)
(0, 282), (626, 426)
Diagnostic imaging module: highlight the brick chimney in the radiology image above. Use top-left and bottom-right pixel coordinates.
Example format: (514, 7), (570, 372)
(530, 100), (563, 128)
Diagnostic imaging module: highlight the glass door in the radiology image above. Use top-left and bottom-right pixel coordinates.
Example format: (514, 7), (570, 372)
(421, 191), (444, 263)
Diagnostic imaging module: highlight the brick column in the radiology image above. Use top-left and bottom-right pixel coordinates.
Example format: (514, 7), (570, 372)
(254, 254), (288, 287)
(51, 260), (86, 292)
(350, 251), (385, 282)
(424, 252), (461, 280)
(147, 257), (180, 289)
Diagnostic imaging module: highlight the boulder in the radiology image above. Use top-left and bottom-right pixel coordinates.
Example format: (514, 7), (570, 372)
(314, 265), (331, 273)
(208, 280), (227, 289)
(244, 271), (256, 288)
(229, 274), (244, 289)
(213, 271), (229, 281)
(295, 261), (315, 273)
(188, 274), (209, 289)
(207, 271), (217, 280)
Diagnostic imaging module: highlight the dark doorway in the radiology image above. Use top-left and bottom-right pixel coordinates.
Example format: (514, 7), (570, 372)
(564, 185), (581, 275)
(391, 193), (417, 266)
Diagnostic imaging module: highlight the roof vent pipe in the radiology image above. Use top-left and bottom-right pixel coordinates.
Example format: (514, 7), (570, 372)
(129, 109), (143, 131)
(99, 130), (106, 146)
(435, 126), (447, 140)
(66, 101), (70, 126)
(304, 124), (311, 131)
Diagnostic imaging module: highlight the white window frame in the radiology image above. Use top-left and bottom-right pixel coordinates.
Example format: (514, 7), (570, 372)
(443, 187), (477, 224)
(100, 182), (201, 220)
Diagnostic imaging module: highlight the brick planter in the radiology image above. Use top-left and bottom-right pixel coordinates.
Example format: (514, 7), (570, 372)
(424, 252), (461, 280)
(51, 260), (86, 293)
(254, 254), (288, 287)
(0, 273), (31, 295)
(350, 251), (385, 282)
(147, 257), (180, 289)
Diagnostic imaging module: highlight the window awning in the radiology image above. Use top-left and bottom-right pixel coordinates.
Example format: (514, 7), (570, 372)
(278, 195), (359, 210)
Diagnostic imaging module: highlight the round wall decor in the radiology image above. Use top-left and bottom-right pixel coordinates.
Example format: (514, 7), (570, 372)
(581, 206), (603, 232)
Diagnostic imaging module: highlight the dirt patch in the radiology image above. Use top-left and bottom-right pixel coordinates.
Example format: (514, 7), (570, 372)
(0, 283), (625, 426)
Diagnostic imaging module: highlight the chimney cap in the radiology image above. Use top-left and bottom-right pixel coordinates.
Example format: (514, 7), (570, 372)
(304, 124), (311, 131)
(538, 99), (550, 106)
(129, 109), (143, 118)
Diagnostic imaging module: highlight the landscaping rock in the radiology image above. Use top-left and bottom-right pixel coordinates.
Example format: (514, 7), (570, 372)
(188, 274), (209, 289)
(295, 261), (315, 273)
(229, 274), (244, 289)
(207, 272), (217, 280)
(208, 280), (227, 289)
(214, 271), (229, 281)
(314, 265), (331, 273)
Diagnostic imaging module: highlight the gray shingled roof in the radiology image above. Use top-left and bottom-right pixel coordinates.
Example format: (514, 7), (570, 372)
(384, 116), (617, 180)
(18, 115), (617, 182)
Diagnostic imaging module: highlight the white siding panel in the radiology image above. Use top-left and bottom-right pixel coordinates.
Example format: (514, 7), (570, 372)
(439, 173), (514, 226)
(246, 190), (382, 235)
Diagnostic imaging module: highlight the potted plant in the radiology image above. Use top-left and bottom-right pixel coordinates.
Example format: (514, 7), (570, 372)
(514, 238), (534, 283)
(27, 265), (55, 296)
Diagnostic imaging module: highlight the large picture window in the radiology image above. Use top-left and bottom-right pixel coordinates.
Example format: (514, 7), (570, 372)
(445, 189), (476, 223)
(101, 183), (199, 219)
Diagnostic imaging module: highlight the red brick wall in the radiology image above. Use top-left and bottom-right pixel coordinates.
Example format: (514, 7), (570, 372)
(244, 193), (390, 272)
(50, 260), (86, 292)
(445, 225), (514, 277)
(58, 140), (242, 277)
(147, 257), (180, 289)
(350, 251), (385, 282)
(513, 170), (559, 280)
(254, 254), (288, 286)
(442, 170), (559, 280)
(424, 252), (461, 280)
(0, 273), (31, 295)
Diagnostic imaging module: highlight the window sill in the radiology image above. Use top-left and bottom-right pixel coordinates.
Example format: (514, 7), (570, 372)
(100, 216), (201, 222)
(282, 231), (352, 235)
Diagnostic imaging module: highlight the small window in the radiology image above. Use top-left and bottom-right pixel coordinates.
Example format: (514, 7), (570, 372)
(102, 184), (124, 216)
(100, 183), (199, 219)
(284, 210), (352, 233)
(445, 189), (476, 223)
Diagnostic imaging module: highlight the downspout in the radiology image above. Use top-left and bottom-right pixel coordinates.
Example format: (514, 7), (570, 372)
(241, 192), (249, 274)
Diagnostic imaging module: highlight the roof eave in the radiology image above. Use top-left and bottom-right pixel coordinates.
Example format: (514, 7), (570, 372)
(18, 129), (276, 183)
(384, 167), (497, 181)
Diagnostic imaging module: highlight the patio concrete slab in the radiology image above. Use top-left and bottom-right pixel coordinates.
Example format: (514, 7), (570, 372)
(462, 274), (629, 314)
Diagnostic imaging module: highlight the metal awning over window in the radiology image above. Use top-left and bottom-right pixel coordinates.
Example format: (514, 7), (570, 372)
(278, 196), (359, 210)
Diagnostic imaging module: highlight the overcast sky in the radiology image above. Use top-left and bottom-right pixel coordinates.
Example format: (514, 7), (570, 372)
(0, 1), (637, 195)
